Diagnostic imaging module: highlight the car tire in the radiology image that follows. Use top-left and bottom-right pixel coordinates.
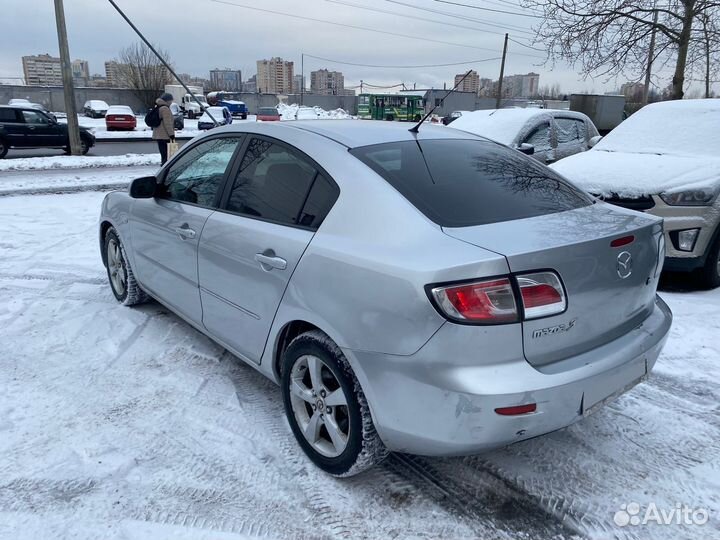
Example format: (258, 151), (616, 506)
(80, 138), (90, 155)
(104, 226), (148, 306)
(0, 138), (8, 159)
(281, 330), (388, 477)
(698, 229), (720, 289)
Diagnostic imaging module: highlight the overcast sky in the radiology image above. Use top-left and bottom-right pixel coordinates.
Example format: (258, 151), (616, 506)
(0, 0), (701, 94)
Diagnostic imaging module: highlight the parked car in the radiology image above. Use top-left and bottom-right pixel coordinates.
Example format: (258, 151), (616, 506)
(450, 108), (601, 164)
(8, 98), (30, 106)
(442, 110), (468, 125)
(257, 107), (281, 121)
(99, 120), (671, 476)
(0, 105), (95, 157)
(170, 103), (185, 130)
(83, 100), (109, 118)
(105, 105), (137, 131)
(295, 106), (320, 120)
(9, 101), (51, 114)
(197, 106), (232, 130)
(552, 99), (720, 288)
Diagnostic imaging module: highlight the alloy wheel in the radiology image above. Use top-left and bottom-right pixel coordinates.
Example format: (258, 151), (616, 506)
(288, 354), (350, 458)
(107, 238), (126, 296)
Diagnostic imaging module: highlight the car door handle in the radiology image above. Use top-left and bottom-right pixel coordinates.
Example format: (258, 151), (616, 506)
(174, 225), (196, 239)
(255, 253), (287, 271)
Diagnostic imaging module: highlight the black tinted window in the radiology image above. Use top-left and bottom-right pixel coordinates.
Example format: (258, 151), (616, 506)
(0, 109), (18, 122)
(227, 138), (317, 226)
(351, 139), (592, 227)
(160, 137), (241, 207)
(298, 173), (339, 228)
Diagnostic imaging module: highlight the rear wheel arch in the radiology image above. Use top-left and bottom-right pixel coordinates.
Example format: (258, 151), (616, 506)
(273, 320), (322, 380)
(99, 220), (114, 266)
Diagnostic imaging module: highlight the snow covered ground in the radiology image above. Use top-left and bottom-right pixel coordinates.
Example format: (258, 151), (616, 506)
(0, 154), (160, 173)
(0, 179), (718, 539)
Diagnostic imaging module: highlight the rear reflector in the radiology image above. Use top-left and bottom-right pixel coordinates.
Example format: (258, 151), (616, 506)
(495, 403), (537, 416)
(431, 278), (518, 323)
(517, 272), (566, 319)
(611, 235), (635, 248)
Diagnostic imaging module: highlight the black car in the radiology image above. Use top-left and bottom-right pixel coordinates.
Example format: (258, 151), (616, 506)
(170, 103), (185, 130)
(0, 106), (95, 158)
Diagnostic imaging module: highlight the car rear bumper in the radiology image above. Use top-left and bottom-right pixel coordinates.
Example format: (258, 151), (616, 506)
(344, 295), (672, 456)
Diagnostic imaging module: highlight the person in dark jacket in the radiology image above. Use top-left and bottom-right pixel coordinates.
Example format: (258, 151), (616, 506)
(152, 93), (176, 164)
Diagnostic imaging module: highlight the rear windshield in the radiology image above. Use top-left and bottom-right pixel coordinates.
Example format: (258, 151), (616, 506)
(259, 107), (279, 115)
(350, 139), (592, 227)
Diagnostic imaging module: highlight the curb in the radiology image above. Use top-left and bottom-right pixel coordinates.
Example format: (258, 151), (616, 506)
(0, 182), (129, 197)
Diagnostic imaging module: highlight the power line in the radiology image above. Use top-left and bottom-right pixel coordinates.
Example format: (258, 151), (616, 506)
(434, 0), (543, 18)
(211, 0), (505, 52)
(323, 0), (508, 36)
(303, 53), (502, 68)
(383, 0), (535, 35)
(508, 36), (546, 52)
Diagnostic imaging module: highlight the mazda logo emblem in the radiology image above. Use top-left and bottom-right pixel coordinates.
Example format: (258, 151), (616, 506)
(617, 251), (633, 279)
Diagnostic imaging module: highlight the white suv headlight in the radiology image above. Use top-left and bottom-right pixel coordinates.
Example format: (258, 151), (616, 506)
(660, 188), (718, 206)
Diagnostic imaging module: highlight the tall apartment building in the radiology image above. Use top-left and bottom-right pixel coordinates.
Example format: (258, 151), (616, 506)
(256, 57), (294, 94)
(310, 69), (344, 95)
(454, 70), (480, 94)
(210, 69), (242, 91)
(620, 81), (645, 101)
(292, 74), (305, 94)
(71, 59), (90, 86)
(22, 54), (62, 85)
(501, 72), (540, 98)
(242, 75), (257, 93)
(104, 61), (128, 87)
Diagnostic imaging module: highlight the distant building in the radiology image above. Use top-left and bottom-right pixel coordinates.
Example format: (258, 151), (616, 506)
(620, 81), (645, 102)
(104, 61), (128, 87)
(256, 57), (294, 94)
(454, 70), (480, 94)
(292, 74), (305, 94)
(22, 54), (62, 86)
(501, 72), (540, 98)
(310, 69), (345, 95)
(71, 59), (90, 86)
(478, 77), (495, 97)
(242, 75), (257, 93)
(210, 68), (242, 91)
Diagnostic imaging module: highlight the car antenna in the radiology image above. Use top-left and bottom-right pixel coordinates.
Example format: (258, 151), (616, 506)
(409, 69), (473, 134)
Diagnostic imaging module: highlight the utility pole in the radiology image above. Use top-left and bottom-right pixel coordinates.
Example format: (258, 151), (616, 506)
(301, 53), (304, 105)
(642, 3), (659, 105)
(54, 0), (82, 155)
(360, 80), (363, 94)
(496, 33), (509, 109)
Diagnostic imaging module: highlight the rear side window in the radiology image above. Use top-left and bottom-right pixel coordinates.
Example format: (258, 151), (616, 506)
(351, 139), (592, 227)
(556, 118), (586, 144)
(0, 109), (18, 122)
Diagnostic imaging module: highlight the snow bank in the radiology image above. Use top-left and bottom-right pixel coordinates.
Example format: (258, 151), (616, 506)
(0, 154), (160, 172)
(276, 103), (353, 121)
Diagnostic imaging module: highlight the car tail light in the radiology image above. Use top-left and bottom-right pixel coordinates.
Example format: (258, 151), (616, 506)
(495, 403), (536, 416)
(431, 278), (518, 323)
(517, 272), (566, 319)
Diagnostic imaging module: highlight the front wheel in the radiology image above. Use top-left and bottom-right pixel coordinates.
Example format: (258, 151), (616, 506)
(0, 138), (8, 159)
(698, 230), (720, 289)
(281, 330), (388, 477)
(104, 227), (148, 305)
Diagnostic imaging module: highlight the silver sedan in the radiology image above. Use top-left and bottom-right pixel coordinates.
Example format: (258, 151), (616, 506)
(99, 120), (672, 476)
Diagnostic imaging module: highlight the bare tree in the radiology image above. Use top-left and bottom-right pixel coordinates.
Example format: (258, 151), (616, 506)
(115, 42), (173, 108)
(523, 0), (720, 99)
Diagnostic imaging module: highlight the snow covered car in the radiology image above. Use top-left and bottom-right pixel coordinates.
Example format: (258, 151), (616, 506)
(99, 121), (671, 476)
(0, 105), (95, 158)
(552, 99), (720, 288)
(295, 106), (320, 120)
(104, 105), (137, 131)
(197, 106), (232, 130)
(7, 98), (30, 106)
(83, 100), (109, 118)
(450, 108), (600, 164)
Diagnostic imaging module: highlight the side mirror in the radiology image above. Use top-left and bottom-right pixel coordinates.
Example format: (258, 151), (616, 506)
(588, 135), (603, 148)
(519, 143), (535, 156)
(129, 176), (157, 198)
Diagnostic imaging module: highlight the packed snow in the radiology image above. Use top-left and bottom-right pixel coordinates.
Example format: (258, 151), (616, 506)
(0, 154), (160, 172)
(552, 99), (720, 197)
(0, 175), (718, 539)
(276, 103), (353, 121)
(58, 115), (201, 140)
(0, 166), (156, 196)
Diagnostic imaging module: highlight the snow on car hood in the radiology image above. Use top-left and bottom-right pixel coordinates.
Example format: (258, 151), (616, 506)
(551, 149), (720, 197)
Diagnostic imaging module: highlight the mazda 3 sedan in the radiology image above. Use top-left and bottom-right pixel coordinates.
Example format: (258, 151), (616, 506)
(99, 121), (672, 476)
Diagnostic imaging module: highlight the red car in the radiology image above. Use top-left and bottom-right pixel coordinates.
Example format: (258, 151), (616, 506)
(105, 105), (137, 131)
(256, 106), (281, 121)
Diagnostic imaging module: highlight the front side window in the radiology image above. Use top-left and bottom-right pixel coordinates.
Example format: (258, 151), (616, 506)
(523, 123), (552, 154)
(22, 110), (48, 124)
(351, 139), (592, 228)
(160, 137), (241, 207)
(226, 138), (332, 227)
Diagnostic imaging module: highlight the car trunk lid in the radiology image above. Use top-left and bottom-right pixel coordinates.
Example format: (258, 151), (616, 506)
(443, 203), (663, 367)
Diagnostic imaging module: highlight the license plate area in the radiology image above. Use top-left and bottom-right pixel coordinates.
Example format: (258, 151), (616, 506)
(582, 357), (648, 417)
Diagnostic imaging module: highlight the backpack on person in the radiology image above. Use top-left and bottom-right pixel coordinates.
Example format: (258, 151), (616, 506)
(144, 105), (162, 128)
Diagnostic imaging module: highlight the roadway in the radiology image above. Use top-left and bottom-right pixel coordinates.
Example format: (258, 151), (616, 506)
(2, 139), (190, 160)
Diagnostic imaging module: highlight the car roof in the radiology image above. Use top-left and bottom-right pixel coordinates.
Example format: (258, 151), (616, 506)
(222, 119), (483, 148)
